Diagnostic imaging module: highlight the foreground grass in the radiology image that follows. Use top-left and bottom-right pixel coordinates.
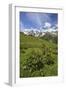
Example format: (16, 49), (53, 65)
(20, 32), (58, 77)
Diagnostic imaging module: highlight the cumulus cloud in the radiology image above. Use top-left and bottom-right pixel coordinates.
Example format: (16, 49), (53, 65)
(52, 24), (58, 30)
(43, 22), (51, 29)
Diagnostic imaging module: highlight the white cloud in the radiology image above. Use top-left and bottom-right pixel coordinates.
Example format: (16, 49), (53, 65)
(52, 24), (58, 30)
(43, 22), (51, 28)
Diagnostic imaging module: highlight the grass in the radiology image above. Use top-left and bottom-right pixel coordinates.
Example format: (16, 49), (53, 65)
(20, 32), (58, 77)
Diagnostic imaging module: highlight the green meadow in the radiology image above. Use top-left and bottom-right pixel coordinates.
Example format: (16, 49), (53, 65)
(20, 32), (58, 77)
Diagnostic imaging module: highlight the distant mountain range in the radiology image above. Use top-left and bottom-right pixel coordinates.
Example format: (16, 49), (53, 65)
(21, 28), (58, 37)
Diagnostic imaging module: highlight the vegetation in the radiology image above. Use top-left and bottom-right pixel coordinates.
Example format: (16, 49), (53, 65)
(20, 32), (58, 77)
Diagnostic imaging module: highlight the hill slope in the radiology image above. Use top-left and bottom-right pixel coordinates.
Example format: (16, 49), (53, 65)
(20, 32), (58, 77)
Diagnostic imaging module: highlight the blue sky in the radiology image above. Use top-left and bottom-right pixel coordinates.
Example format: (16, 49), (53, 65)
(20, 12), (58, 32)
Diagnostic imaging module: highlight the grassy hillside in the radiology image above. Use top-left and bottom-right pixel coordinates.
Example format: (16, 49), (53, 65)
(20, 32), (58, 77)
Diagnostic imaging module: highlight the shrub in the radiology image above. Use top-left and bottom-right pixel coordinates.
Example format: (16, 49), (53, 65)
(20, 49), (25, 53)
(26, 53), (44, 72)
(46, 59), (54, 65)
(45, 53), (54, 65)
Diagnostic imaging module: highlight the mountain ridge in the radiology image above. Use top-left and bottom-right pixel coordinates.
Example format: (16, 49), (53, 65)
(21, 29), (58, 37)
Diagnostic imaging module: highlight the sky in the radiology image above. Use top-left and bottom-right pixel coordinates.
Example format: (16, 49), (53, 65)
(20, 12), (58, 32)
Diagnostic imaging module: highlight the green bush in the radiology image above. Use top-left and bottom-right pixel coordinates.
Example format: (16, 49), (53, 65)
(20, 49), (25, 53)
(45, 53), (54, 65)
(26, 52), (44, 71)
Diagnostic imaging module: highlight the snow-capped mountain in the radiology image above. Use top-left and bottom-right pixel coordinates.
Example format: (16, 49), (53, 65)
(21, 27), (58, 37)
